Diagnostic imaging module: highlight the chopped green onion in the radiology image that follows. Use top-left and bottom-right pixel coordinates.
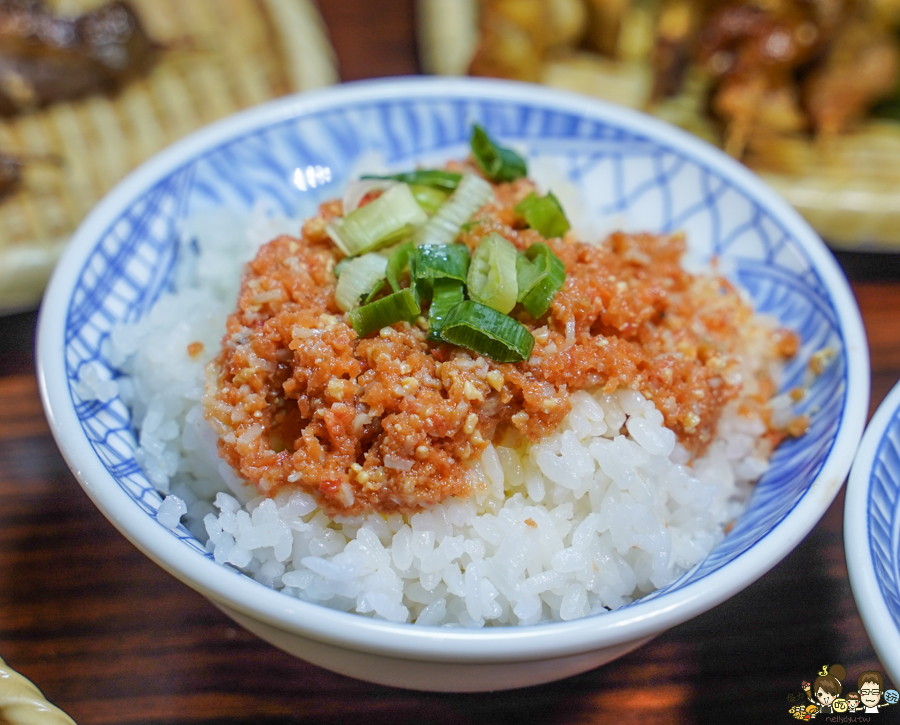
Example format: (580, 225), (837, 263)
(440, 301), (535, 363)
(334, 253), (388, 312)
(427, 278), (465, 342)
(467, 233), (519, 314)
(516, 242), (566, 319)
(414, 244), (470, 288)
(410, 184), (450, 214)
(470, 124), (527, 183)
(326, 183), (428, 257)
(362, 170), (462, 190)
(515, 192), (570, 239)
(515, 242), (553, 300)
(386, 241), (415, 293)
(333, 257), (351, 278)
(416, 172), (494, 247)
(414, 243), (469, 301)
(342, 179), (395, 216)
(347, 288), (420, 338)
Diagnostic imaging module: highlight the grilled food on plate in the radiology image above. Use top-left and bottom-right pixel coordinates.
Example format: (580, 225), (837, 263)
(418, 0), (900, 249)
(0, 0), (337, 312)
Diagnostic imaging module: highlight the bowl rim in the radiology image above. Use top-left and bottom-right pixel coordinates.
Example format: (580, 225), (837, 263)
(846, 378), (900, 684)
(37, 75), (870, 663)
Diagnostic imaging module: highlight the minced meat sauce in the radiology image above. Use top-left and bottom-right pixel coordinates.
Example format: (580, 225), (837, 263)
(204, 167), (798, 517)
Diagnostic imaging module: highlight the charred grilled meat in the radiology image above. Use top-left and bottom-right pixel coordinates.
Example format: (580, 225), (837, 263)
(803, 18), (900, 137)
(654, 0), (900, 157)
(0, 0), (159, 117)
(695, 1), (822, 155)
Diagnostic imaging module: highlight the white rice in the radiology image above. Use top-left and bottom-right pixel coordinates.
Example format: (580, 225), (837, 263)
(86, 211), (785, 627)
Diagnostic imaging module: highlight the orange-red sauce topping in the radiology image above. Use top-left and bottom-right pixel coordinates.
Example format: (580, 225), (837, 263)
(205, 172), (797, 516)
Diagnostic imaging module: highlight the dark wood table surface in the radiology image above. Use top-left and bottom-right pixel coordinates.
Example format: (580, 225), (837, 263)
(3, 2), (900, 723)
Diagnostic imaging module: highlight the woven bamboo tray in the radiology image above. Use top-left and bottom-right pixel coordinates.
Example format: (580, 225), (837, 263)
(0, 0), (338, 312)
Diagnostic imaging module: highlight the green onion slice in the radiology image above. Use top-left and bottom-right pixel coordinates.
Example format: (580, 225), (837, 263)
(410, 184), (451, 215)
(333, 257), (351, 278)
(427, 279), (465, 342)
(342, 179), (395, 216)
(467, 233), (519, 315)
(362, 170), (462, 190)
(326, 183), (428, 257)
(386, 241), (415, 293)
(334, 253), (388, 312)
(416, 172), (493, 247)
(515, 191), (570, 239)
(440, 301), (535, 363)
(516, 242), (566, 319)
(414, 244), (470, 289)
(347, 288), (420, 338)
(414, 243), (470, 301)
(470, 125), (527, 183)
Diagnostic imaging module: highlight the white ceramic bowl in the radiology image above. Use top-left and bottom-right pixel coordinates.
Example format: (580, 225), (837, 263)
(37, 77), (869, 692)
(846, 380), (900, 686)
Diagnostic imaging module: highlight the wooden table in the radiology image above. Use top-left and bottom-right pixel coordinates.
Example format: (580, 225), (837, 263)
(2, 2), (900, 722)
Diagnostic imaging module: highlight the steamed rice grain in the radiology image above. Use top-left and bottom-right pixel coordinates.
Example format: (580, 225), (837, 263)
(96, 210), (794, 628)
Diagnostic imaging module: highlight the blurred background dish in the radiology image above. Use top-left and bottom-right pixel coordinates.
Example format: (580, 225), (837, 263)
(846, 378), (900, 686)
(0, 0), (337, 313)
(418, 0), (900, 252)
(0, 655), (76, 724)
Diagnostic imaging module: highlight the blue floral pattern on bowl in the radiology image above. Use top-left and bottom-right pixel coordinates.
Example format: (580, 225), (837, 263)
(63, 81), (848, 603)
(870, 423), (900, 625)
(847, 379), (900, 683)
